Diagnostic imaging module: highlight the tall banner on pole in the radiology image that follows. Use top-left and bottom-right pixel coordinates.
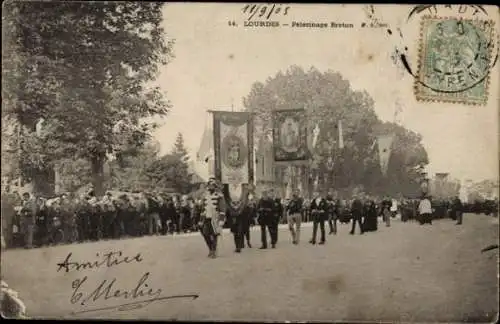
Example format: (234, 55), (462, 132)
(273, 109), (308, 162)
(256, 134), (274, 183)
(213, 111), (254, 213)
(377, 134), (394, 176)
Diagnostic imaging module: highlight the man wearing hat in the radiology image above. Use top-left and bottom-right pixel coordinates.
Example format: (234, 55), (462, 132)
(199, 178), (227, 258)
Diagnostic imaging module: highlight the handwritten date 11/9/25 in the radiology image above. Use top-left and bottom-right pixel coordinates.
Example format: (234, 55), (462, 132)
(242, 4), (290, 21)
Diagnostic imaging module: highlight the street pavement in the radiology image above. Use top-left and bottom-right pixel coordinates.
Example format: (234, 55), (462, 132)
(1, 214), (498, 322)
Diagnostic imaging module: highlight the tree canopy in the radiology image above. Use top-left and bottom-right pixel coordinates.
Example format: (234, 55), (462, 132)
(243, 66), (429, 197)
(2, 2), (174, 196)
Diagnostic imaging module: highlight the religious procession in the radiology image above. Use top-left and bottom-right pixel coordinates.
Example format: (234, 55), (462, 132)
(186, 109), (499, 258)
(2, 109), (498, 256)
(2, 3), (499, 321)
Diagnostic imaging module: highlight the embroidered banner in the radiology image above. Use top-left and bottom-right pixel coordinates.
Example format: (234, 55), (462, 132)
(213, 111), (254, 186)
(272, 109), (308, 162)
(256, 134), (274, 182)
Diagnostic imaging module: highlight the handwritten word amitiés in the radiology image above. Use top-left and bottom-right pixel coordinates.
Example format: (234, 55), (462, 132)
(242, 4), (290, 21)
(57, 251), (143, 273)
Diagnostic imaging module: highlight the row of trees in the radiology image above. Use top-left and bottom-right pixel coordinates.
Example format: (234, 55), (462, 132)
(466, 180), (499, 202)
(245, 66), (429, 197)
(2, 2), (174, 196)
(2, 2), (429, 198)
(56, 133), (195, 194)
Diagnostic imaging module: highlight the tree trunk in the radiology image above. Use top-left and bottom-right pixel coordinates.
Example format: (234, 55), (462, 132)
(91, 153), (105, 197)
(32, 167), (55, 198)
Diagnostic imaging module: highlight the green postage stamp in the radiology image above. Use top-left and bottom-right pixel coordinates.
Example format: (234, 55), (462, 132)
(415, 16), (495, 105)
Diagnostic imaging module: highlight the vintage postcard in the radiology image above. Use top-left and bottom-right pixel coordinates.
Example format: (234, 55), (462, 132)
(1, 3), (499, 322)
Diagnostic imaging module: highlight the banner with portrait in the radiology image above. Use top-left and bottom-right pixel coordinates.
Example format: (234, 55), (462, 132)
(213, 111), (254, 205)
(272, 109), (308, 162)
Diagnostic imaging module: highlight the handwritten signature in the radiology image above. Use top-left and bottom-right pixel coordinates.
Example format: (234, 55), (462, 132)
(69, 272), (199, 315)
(242, 4), (290, 21)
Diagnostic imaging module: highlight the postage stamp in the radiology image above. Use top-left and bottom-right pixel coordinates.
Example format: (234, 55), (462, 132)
(415, 16), (495, 105)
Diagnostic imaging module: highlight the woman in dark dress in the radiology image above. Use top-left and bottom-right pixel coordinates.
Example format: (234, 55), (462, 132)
(362, 197), (378, 232)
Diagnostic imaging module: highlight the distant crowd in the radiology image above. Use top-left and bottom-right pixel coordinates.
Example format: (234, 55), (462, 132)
(1, 187), (498, 250)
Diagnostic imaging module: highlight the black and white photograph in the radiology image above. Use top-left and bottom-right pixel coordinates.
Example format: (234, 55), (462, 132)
(1, 3), (499, 322)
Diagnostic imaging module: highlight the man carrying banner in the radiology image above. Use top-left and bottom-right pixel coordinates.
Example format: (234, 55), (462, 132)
(199, 178), (227, 258)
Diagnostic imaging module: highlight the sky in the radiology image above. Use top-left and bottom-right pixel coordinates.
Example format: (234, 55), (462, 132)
(151, 3), (499, 182)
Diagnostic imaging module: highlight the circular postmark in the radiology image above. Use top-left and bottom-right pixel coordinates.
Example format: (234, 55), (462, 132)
(221, 134), (247, 170)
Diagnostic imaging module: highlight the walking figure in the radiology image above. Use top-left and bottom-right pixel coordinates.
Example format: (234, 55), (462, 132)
(286, 189), (303, 245)
(309, 191), (328, 245)
(199, 178), (226, 258)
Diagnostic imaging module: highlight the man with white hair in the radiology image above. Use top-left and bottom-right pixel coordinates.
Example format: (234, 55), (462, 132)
(199, 178), (227, 258)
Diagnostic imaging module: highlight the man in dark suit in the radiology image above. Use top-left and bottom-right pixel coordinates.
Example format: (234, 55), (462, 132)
(451, 196), (464, 225)
(243, 197), (256, 248)
(350, 193), (364, 235)
(229, 191), (254, 253)
(257, 190), (274, 249)
(270, 192), (283, 248)
(309, 191), (328, 245)
(20, 192), (37, 249)
(326, 191), (338, 235)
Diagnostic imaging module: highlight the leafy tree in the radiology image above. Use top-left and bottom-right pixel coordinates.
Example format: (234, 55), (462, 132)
(1, 117), (20, 184)
(2, 2), (174, 196)
(243, 66), (429, 196)
(148, 154), (193, 194)
(467, 179), (499, 201)
(56, 158), (93, 194)
(108, 141), (161, 192)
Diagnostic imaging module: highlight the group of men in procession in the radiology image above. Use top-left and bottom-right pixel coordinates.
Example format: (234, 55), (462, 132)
(1, 176), (493, 256)
(198, 178), (474, 258)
